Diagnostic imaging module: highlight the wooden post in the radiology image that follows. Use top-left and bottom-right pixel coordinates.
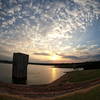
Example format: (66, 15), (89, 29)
(12, 53), (29, 83)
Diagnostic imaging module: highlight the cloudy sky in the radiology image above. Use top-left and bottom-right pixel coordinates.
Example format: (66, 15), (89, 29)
(0, 0), (100, 63)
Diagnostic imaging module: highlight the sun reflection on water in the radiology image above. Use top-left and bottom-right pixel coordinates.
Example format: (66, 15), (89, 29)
(52, 68), (57, 81)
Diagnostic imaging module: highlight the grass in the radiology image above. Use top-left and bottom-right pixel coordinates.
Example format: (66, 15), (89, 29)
(54, 85), (100, 100)
(67, 69), (100, 82)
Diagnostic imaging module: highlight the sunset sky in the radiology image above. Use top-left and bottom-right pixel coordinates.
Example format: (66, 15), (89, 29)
(0, 0), (100, 63)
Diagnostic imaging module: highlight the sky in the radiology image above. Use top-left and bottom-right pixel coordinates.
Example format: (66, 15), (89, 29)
(0, 0), (100, 63)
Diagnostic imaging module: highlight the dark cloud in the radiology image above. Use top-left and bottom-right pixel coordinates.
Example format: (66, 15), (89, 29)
(61, 54), (100, 61)
(62, 55), (80, 60)
(33, 52), (50, 56)
(90, 54), (100, 60)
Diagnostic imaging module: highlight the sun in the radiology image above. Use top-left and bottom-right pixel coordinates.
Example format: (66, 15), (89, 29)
(50, 55), (61, 61)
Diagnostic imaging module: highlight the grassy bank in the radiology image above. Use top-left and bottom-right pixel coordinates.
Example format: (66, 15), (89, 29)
(53, 69), (100, 100)
(54, 85), (100, 100)
(66, 69), (100, 82)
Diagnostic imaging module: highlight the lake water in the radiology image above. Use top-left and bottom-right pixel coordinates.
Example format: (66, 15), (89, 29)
(0, 63), (74, 85)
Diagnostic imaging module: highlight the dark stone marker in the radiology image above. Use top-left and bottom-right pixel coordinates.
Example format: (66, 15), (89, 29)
(12, 53), (29, 84)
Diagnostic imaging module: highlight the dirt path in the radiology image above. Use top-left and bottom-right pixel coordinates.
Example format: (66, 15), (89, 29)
(0, 73), (100, 99)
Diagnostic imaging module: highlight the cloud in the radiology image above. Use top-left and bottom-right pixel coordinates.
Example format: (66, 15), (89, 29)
(0, 54), (11, 60)
(61, 54), (100, 61)
(92, 54), (100, 60)
(33, 52), (50, 56)
(0, 45), (13, 60)
(62, 55), (80, 60)
(0, 0), (100, 61)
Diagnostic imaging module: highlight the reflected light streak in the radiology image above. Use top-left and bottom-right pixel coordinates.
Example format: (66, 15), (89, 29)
(52, 68), (57, 81)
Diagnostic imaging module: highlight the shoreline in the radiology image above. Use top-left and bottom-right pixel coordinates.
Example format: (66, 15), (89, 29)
(0, 72), (100, 99)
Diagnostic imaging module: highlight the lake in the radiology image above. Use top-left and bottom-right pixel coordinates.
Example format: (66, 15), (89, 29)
(0, 63), (74, 85)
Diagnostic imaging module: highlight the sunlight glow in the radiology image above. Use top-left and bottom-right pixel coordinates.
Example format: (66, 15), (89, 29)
(50, 55), (61, 61)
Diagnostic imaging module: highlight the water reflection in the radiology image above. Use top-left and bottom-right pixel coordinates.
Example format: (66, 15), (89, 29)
(52, 68), (57, 81)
